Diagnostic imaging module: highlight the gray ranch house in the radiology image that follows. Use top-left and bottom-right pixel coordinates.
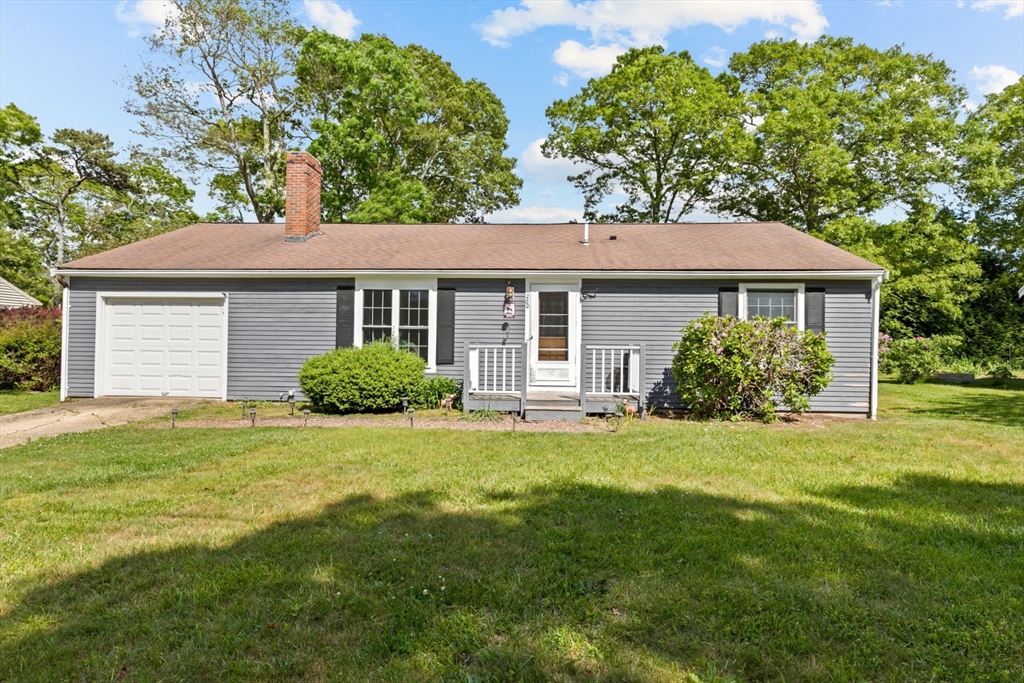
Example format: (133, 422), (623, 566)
(57, 153), (886, 420)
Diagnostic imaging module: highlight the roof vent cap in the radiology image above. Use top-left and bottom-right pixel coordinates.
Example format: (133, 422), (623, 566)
(609, 235), (617, 241)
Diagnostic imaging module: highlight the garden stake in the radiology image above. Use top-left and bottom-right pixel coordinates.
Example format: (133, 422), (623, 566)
(249, 408), (256, 427)
(302, 409), (310, 427)
(512, 414), (516, 432)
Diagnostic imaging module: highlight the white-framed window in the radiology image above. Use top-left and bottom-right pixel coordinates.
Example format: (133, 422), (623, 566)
(353, 279), (438, 371)
(739, 283), (805, 330)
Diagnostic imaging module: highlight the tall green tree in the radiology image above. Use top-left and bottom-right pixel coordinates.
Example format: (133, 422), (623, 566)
(7, 128), (133, 269)
(0, 226), (51, 305)
(719, 36), (965, 234)
(296, 32), (521, 223)
(543, 46), (747, 223)
(126, 0), (301, 223)
(818, 207), (981, 339)
(959, 77), (1024, 273)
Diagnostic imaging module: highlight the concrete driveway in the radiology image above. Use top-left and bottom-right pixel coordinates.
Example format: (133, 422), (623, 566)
(0, 397), (206, 449)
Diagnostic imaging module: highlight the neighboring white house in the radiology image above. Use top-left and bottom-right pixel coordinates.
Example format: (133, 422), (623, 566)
(0, 276), (42, 309)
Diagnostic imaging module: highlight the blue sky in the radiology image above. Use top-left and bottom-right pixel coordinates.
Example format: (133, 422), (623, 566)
(1, 0), (1022, 222)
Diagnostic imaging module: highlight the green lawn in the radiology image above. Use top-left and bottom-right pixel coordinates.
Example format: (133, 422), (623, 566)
(0, 382), (1021, 682)
(0, 390), (60, 416)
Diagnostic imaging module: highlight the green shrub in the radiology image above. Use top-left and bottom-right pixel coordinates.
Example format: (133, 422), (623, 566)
(0, 306), (62, 391)
(879, 335), (961, 383)
(986, 362), (1015, 383)
(298, 341), (426, 413)
(670, 314), (834, 422)
(411, 375), (462, 410)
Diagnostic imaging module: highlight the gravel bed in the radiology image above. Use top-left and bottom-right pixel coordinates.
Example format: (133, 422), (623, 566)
(156, 414), (606, 433)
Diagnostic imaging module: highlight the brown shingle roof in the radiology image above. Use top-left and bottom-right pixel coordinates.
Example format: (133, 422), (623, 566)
(60, 222), (883, 273)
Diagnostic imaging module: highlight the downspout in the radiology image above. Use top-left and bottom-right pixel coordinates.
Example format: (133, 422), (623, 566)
(869, 274), (883, 420)
(58, 274), (69, 402)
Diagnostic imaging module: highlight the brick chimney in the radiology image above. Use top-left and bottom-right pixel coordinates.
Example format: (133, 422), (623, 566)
(284, 151), (322, 242)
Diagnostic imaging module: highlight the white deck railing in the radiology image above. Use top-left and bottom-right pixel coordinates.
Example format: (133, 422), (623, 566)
(584, 345), (642, 395)
(467, 343), (521, 393)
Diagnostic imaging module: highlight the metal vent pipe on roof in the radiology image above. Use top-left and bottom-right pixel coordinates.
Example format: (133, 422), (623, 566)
(583, 222), (589, 245)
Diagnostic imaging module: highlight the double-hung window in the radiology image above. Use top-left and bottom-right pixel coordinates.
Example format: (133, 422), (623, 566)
(739, 284), (805, 330)
(356, 283), (436, 368)
(398, 290), (430, 361)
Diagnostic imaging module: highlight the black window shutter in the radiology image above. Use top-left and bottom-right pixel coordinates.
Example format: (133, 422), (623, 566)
(436, 288), (456, 365)
(718, 287), (739, 317)
(806, 287), (826, 334)
(336, 285), (355, 348)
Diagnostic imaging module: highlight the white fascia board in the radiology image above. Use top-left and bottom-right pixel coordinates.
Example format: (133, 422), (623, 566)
(57, 268), (888, 280)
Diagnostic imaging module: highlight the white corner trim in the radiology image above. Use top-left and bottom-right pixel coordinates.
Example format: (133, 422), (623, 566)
(60, 284), (69, 401)
(869, 275), (882, 420)
(739, 282), (805, 331)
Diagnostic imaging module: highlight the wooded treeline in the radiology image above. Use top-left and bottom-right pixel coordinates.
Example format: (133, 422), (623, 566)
(1, 0), (1021, 364)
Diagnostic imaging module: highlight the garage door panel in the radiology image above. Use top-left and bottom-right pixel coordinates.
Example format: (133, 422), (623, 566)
(169, 325), (193, 341)
(197, 351), (221, 367)
(197, 325), (222, 342)
(102, 297), (225, 398)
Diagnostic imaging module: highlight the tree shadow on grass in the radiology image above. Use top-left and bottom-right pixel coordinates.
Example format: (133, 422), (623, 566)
(889, 379), (1024, 429)
(2, 477), (1023, 682)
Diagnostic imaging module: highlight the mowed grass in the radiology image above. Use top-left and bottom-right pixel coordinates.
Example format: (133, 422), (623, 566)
(0, 390), (59, 416)
(0, 382), (1021, 682)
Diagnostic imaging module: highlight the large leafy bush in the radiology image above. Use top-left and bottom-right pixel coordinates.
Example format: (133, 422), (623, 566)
(879, 334), (961, 383)
(671, 315), (834, 421)
(0, 306), (62, 391)
(298, 341), (427, 413)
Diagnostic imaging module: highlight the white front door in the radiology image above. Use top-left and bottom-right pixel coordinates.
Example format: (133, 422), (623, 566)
(528, 282), (580, 391)
(99, 296), (227, 398)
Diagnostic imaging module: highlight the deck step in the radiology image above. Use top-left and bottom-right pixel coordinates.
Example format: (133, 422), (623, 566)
(524, 405), (583, 422)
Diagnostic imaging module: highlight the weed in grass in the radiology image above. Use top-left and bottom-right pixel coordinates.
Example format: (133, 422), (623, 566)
(463, 408), (505, 422)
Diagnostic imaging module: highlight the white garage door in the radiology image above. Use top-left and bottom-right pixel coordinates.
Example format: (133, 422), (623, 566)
(101, 296), (226, 398)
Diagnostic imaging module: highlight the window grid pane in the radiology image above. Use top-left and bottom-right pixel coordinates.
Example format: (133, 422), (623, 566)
(362, 289), (392, 343)
(747, 290), (797, 325)
(399, 289), (429, 361)
(538, 291), (569, 361)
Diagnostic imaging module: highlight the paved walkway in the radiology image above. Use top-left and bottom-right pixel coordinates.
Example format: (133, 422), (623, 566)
(0, 397), (204, 449)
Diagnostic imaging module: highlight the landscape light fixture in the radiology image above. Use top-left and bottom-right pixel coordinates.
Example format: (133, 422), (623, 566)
(249, 408), (256, 427)
(170, 408), (178, 429)
(302, 409), (311, 427)
(289, 395), (296, 416)
(408, 408), (415, 427)
(401, 397), (410, 412)
(241, 399), (248, 418)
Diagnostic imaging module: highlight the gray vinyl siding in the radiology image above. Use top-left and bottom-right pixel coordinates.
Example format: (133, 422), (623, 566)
(435, 279), (526, 383)
(581, 280), (721, 409)
(581, 278), (874, 414)
(65, 277), (352, 400)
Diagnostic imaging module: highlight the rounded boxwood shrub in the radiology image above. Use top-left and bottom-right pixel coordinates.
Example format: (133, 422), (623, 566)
(298, 341), (426, 413)
(671, 314), (834, 421)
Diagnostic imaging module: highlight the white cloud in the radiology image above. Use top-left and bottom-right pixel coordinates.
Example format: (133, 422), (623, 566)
(487, 205), (583, 223)
(519, 138), (585, 182)
(969, 0), (1024, 18)
(701, 46), (728, 68)
(115, 0), (179, 36)
(970, 64), (1022, 94)
(552, 40), (626, 77)
(553, 72), (570, 86)
(477, 0), (829, 47)
(304, 0), (360, 38)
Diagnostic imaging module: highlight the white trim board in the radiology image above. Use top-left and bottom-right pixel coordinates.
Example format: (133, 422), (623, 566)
(57, 268), (888, 280)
